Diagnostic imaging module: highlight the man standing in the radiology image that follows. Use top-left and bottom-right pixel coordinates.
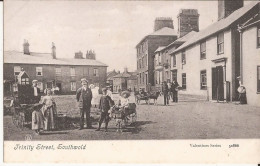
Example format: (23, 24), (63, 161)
(31, 80), (41, 104)
(76, 78), (93, 130)
(171, 80), (179, 103)
(162, 81), (169, 106)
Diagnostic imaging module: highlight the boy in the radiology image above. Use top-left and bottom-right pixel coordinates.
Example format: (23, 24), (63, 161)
(96, 88), (113, 132)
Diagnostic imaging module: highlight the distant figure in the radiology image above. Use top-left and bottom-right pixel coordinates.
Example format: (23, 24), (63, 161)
(171, 80), (179, 103)
(90, 84), (100, 107)
(54, 86), (60, 95)
(31, 80), (41, 104)
(162, 81), (169, 106)
(106, 86), (114, 100)
(237, 82), (247, 104)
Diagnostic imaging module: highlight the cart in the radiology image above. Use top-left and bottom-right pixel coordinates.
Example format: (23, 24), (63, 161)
(12, 102), (43, 130)
(110, 103), (137, 132)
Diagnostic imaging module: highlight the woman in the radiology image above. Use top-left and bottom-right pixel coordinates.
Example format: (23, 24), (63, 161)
(41, 89), (57, 131)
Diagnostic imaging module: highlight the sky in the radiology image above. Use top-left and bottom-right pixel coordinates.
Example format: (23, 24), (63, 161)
(4, 0), (252, 72)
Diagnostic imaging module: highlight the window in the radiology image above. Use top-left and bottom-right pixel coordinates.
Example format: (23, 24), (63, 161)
(200, 41), (206, 59)
(71, 82), (76, 91)
(181, 51), (186, 64)
(172, 70), (177, 82)
(158, 53), (162, 65)
(217, 32), (224, 54)
(139, 74), (141, 84)
(156, 71), (162, 85)
(70, 67), (76, 77)
(257, 26), (260, 47)
(257, 66), (260, 92)
(37, 82), (43, 92)
(55, 67), (61, 76)
(172, 54), (176, 67)
(182, 73), (186, 90)
(142, 57), (144, 67)
(94, 68), (99, 77)
(36, 67), (43, 76)
(142, 72), (145, 84)
(14, 66), (21, 76)
(139, 59), (142, 69)
(200, 70), (207, 90)
(21, 78), (29, 85)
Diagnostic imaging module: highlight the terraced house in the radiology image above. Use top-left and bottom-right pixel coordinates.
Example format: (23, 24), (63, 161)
(4, 41), (108, 95)
(155, 0), (260, 106)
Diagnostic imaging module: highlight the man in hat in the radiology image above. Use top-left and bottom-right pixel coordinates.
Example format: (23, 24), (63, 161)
(76, 78), (93, 130)
(31, 80), (41, 104)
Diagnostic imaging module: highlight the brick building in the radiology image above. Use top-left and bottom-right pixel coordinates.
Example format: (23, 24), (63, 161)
(106, 69), (120, 91)
(136, 18), (178, 91)
(157, 1), (260, 106)
(4, 41), (108, 95)
(112, 68), (137, 93)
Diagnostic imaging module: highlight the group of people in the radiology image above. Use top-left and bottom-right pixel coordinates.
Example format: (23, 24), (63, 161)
(76, 78), (130, 132)
(31, 80), (57, 135)
(162, 80), (179, 106)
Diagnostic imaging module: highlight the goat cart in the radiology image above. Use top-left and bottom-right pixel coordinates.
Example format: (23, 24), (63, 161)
(110, 103), (137, 132)
(12, 103), (43, 130)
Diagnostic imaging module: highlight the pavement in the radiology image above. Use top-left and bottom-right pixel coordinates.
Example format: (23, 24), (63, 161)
(4, 94), (260, 140)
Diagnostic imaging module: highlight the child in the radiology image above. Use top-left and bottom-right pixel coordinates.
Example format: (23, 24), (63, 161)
(32, 105), (44, 135)
(96, 88), (113, 132)
(41, 88), (57, 131)
(119, 91), (130, 119)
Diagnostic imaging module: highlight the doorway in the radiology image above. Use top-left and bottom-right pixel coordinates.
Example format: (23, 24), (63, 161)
(212, 66), (224, 101)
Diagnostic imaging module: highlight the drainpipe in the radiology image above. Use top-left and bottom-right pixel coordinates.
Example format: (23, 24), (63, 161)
(238, 26), (243, 84)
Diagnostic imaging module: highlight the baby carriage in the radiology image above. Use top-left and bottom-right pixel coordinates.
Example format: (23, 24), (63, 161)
(110, 103), (137, 132)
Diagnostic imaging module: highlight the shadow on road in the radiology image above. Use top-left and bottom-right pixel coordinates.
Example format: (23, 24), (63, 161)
(122, 121), (156, 134)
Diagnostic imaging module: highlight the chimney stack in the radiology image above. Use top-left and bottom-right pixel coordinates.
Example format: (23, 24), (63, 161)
(218, 0), (243, 21)
(23, 39), (30, 55)
(178, 9), (200, 37)
(154, 17), (174, 32)
(51, 42), (56, 59)
(124, 67), (128, 73)
(74, 51), (83, 59)
(86, 50), (96, 60)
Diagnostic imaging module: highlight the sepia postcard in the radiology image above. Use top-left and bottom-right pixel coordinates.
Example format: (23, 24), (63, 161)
(2, 0), (260, 164)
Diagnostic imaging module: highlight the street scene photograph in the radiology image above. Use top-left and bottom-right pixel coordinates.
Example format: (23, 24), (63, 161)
(3, 0), (260, 141)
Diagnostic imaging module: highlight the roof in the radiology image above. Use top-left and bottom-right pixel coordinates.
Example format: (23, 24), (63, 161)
(155, 46), (166, 53)
(18, 71), (28, 78)
(172, 1), (260, 54)
(136, 27), (178, 47)
(128, 74), (138, 80)
(4, 51), (108, 67)
(113, 71), (136, 78)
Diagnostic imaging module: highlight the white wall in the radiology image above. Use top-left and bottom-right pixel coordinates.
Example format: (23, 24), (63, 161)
(242, 26), (260, 107)
(171, 29), (234, 100)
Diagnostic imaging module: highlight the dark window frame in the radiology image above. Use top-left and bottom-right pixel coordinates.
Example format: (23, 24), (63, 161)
(200, 70), (207, 90)
(172, 54), (176, 67)
(200, 41), (206, 59)
(217, 32), (224, 54)
(182, 73), (186, 90)
(181, 51), (186, 65)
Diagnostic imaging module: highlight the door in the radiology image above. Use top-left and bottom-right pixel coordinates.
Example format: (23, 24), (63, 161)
(212, 66), (224, 101)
